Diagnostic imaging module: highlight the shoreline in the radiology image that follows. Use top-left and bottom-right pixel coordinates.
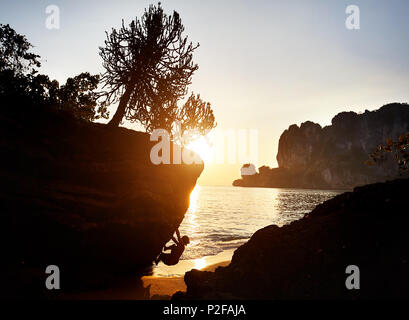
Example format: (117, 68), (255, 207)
(142, 249), (235, 298)
(151, 249), (235, 277)
(143, 260), (230, 299)
(56, 251), (233, 300)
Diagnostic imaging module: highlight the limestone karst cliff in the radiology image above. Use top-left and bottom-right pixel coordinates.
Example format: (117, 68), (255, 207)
(233, 103), (409, 189)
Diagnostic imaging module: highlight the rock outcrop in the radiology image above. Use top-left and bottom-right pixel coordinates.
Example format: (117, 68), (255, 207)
(0, 109), (202, 297)
(179, 177), (409, 299)
(233, 103), (409, 189)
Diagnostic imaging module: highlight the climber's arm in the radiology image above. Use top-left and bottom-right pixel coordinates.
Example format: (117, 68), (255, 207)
(171, 236), (179, 244)
(164, 244), (176, 251)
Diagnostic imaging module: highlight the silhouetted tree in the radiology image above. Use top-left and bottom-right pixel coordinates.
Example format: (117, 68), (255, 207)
(25, 73), (59, 105)
(0, 23), (40, 76)
(175, 93), (216, 144)
(367, 133), (409, 173)
(99, 3), (199, 127)
(146, 94), (179, 134)
(143, 91), (216, 145)
(0, 23), (41, 102)
(0, 24), (108, 122)
(23, 72), (108, 122)
(58, 73), (108, 121)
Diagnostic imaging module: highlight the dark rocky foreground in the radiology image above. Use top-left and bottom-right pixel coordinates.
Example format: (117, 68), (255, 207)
(178, 177), (409, 299)
(0, 110), (202, 298)
(234, 103), (409, 189)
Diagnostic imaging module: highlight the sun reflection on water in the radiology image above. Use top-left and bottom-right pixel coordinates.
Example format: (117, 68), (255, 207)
(153, 186), (341, 276)
(187, 185), (200, 214)
(181, 185), (201, 258)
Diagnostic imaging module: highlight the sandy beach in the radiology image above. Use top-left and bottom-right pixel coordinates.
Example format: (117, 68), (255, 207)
(57, 258), (231, 300)
(143, 260), (230, 298)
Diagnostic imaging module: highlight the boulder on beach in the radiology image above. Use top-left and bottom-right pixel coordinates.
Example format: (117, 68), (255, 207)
(179, 177), (409, 299)
(0, 109), (203, 297)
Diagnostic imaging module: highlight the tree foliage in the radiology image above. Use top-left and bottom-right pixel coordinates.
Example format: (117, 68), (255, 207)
(58, 73), (108, 121)
(176, 93), (216, 144)
(367, 133), (409, 173)
(99, 3), (199, 128)
(0, 23), (41, 76)
(144, 92), (216, 145)
(0, 24), (107, 122)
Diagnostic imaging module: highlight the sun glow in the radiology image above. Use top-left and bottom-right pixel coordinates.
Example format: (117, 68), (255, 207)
(192, 257), (207, 270)
(186, 136), (213, 164)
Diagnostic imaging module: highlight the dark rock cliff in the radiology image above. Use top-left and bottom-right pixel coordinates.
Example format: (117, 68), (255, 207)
(0, 110), (203, 297)
(234, 103), (409, 189)
(178, 177), (409, 299)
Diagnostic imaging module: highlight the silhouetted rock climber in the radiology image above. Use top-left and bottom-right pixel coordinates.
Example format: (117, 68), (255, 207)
(155, 229), (190, 266)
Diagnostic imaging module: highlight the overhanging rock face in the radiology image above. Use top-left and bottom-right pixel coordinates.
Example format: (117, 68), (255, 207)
(0, 115), (203, 294)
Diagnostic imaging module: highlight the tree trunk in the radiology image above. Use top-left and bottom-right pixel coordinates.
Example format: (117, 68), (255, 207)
(107, 87), (133, 127)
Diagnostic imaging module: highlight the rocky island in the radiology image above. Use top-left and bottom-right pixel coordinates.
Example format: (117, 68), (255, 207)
(233, 103), (409, 189)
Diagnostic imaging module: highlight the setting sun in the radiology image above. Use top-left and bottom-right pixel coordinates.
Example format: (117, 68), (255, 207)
(186, 136), (214, 164)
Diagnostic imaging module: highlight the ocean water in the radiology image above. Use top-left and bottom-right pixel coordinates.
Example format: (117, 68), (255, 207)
(177, 185), (342, 260)
(152, 185), (342, 276)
